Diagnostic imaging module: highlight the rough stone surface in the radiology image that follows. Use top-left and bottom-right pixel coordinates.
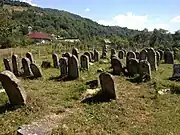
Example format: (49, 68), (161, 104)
(99, 72), (116, 100)
(0, 70), (26, 105)
(127, 58), (139, 76)
(3, 58), (12, 71)
(26, 52), (34, 63)
(52, 53), (59, 68)
(111, 57), (123, 75)
(80, 55), (89, 70)
(12, 54), (19, 76)
(22, 57), (33, 77)
(30, 64), (42, 78)
(147, 48), (157, 71)
(68, 55), (79, 79)
(59, 57), (68, 77)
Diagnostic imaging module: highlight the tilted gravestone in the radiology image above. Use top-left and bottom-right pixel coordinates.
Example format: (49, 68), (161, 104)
(59, 57), (68, 77)
(139, 60), (151, 77)
(0, 70), (26, 105)
(52, 53), (59, 68)
(147, 48), (157, 71)
(156, 51), (160, 66)
(118, 50), (124, 59)
(80, 55), (89, 70)
(22, 57), (33, 77)
(3, 58), (12, 71)
(68, 55), (79, 79)
(126, 51), (136, 66)
(164, 50), (174, 64)
(12, 54), (19, 76)
(94, 50), (100, 62)
(111, 57), (123, 75)
(140, 49), (147, 61)
(84, 52), (92, 62)
(110, 48), (116, 59)
(30, 64), (42, 78)
(127, 58), (139, 77)
(135, 52), (140, 59)
(26, 52), (34, 63)
(72, 48), (79, 60)
(158, 49), (164, 60)
(99, 72), (116, 100)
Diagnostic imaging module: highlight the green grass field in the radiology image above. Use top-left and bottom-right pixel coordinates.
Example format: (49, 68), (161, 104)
(0, 46), (180, 135)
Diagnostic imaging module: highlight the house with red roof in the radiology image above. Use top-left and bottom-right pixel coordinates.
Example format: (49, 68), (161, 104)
(27, 32), (52, 43)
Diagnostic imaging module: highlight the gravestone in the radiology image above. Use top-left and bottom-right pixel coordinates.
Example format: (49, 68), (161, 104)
(135, 52), (140, 59)
(52, 53), (59, 68)
(30, 64), (42, 78)
(94, 50), (100, 62)
(121, 49), (127, 56)
(72, 48), (79, 60)
(147, 48), (157, 71)
(22, 57), (33, 77)
(156, 51), (160, 66)
(126, 51), (136, 66)
(59, 57), (68, 77)
(41, 61), (51, 69)
(80, 55), (89, 70)
(127, 58), (139, 77)
(140, 49), (147, 61)
(111, 57), (123, 75)
(158, 49), (164, 60)
(64, 52), (72, 59)
(139, 60), (151, 77)
(68, 55), (79, 79)
(99, 72), (116, 100)
(101, 45), (108, 58)
(164, 50), (174, 64)
(12, 54), (19, 76)
(90, 51), (94, 60)
(0, 70), (26, 105)
(3, 58), (12, 71)
(118, 50), (124, 59)
(110, 48), (116, 59)
(84, 52), (92, 62)
(172, 64), (180, 78)
(26, 52), (34, 63)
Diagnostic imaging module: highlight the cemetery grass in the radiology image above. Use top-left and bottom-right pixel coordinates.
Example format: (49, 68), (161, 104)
(0, 51), (180, 134)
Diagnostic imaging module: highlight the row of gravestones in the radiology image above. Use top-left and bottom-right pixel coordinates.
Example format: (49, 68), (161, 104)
(3, 52), (42, 79)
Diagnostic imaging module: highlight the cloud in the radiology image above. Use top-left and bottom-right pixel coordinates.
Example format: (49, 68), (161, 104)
(20, 0), (37, 6)
(85, 8), (90, 12)
(97, 12), (175, 32)
(171, 16), (180, 23)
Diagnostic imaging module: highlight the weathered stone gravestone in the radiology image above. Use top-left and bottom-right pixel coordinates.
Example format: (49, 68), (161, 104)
(26, 52), (34, 63)
(135, 52), (140, 59)
(59, 57), (68, 77)
(52, 53), (59, 68)
(172, 64), (180, 78)
(110, 48), (116, 59)
(126, 51), (136, 66)
(12, 54), (19, 76)
(99, 72), (116, 100)
(164, 50), (174, 64)
(118, 50), (124, 59)
(111, 57), (123, 75)
(158, 49), (164, 60)
(0, 70), (26, 105)
(156, 51), (160, 66)
(101, 45), (108, 58)
(30, 64), (42, 78)
(41, 61), (51, 69)
(84, 52), (92, 62)
(22, 57), (33, 77)
(3, 58), (12, 71)
(94, 50), (100, 62)
(90, 51), (94, 60)
(139, 60), (151, 77)
(64, 52), (72, 59)
(147, 48), (157, 71)
(121, 49), (127, 56)
(80, 55), (89, 70)
(127, 58), (139, 77)
(72, 48), (79, 60)
(68, 55), (79, 79)
(140, 49), (147, 61)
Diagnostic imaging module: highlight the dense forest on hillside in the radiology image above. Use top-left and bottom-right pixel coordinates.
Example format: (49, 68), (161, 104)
(0, 0), (180, 49)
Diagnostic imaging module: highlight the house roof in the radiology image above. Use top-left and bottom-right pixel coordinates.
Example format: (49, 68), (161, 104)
(27, 32), (52, 40)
